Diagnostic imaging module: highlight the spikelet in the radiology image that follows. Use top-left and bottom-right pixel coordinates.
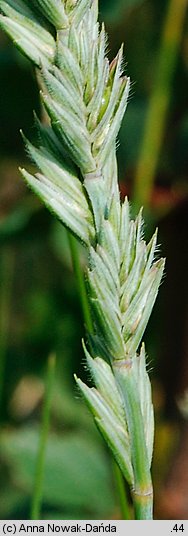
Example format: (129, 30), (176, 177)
(0, 0), (165, 518)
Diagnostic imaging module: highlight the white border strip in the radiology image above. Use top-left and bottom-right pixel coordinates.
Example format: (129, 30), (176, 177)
(0, 520), (187, 536)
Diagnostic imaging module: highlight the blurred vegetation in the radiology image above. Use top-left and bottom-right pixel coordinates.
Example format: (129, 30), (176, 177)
(0, 0), (187, 520)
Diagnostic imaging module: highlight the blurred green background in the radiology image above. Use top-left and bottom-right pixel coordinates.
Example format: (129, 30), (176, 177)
(0, 0), (188, 520)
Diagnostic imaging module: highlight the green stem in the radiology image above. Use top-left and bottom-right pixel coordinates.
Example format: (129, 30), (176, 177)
(68, 233), (93, 334)
(114, 362), (153, 520)
(0, 247), (14, 415)
(133, 0), (187, 210)
(31, 353), (56, 520)
(113, 461), (131, 520)
(132, 490), (153, 520)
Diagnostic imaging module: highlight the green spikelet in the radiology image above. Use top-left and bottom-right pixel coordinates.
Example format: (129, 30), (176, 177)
(0, 0), (165, 519)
